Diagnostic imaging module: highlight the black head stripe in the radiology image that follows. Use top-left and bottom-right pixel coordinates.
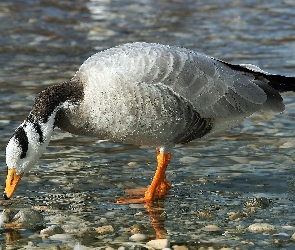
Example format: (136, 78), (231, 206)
(14, 126), (28, 159)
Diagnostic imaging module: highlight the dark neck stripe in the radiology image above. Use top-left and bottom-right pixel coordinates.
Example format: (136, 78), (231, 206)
(14, 126), (28, 159)
(34, 122), (44, 143)
(27, 115), (44, 143)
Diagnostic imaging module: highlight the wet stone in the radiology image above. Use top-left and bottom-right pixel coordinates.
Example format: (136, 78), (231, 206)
(127, 161), (138, 167)
(248, 223), (276, 233)
(129, 233), (147, 242)
(49, 233), (73, 241)
(228, 212), (248, 220)
(130, 224), (146, 234)
(146, 238), (170, 249)
(172, 246), (188, 250)
(198, 211), (214, 219)
(281, 225), (295, 230)
(179, 156), (198, 164)
(244, 197), (273, 209)
(8, 209), (44, 229)
(105, 247), (115, 250)
(95, 225), (114, 234)
(271, 232), (290, 241)
(40, 225), (65, 237)
(201, 224), (222, 232)
(290, 232), (295, 241)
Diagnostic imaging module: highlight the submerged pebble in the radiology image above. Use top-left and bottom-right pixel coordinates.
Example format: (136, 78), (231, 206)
(228, 212), (247, 220)
(95, 225), (114, 234)
(129, 233), (146, 242)
(172, 245), (188, 250)
(127, 161), (137, 167)
(0, 210), (7, 228)
(4, 209), (44, 229)
(272, 232), (291, 241)
(49, 233), (73, 241)
(201, 224), (222, 232)
(244, 197), (272, 209)
(248, 223), (276, 233)
(146, 238), (170, 249)
(40, 225), (65, 237)
(198, 211), (214, 219)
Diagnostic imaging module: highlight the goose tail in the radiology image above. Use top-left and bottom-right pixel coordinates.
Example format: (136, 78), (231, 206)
(224, 62), (295, 93)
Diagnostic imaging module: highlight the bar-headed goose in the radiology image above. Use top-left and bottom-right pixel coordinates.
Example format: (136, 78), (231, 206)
(4, 42), (295, 201)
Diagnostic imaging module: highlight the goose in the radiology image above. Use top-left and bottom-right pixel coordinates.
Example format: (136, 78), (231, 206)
(4, 42), (295, 201)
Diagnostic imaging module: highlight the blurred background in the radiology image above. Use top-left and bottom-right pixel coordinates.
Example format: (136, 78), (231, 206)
(1, 0), (295, 249)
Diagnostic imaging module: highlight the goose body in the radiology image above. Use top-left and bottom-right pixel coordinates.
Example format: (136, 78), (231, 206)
(4, 42), (295, 200)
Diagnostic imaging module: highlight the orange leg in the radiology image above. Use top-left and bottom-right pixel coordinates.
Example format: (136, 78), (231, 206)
(117, 148), (172, 204)
(144, 148), (172, 201)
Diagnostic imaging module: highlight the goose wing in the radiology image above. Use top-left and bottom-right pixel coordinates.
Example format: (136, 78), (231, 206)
(77, 42), (284, 120)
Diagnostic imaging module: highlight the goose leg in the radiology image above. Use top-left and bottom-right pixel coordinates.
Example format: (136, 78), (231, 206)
(117, 148), (171, 203)
(143, 148), (172, 201)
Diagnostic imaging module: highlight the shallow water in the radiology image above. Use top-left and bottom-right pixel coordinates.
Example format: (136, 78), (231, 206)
(1, 0), (295, 249)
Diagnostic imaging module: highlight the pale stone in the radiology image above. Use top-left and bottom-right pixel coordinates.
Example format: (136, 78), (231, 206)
(248, 223), (276, 233)
(40, 225), (64, 236)
(146, 238), (169, 249)
(95, 225), (114, 234)
(129, 233), (146, 242)
(49, 233), (72, 241)
(201, 224), (221, 232)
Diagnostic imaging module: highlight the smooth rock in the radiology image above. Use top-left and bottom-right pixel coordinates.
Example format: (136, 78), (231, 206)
(248, 223), (276, 233)
(127, 161), (137, 167)
(129, 233), (146, 242)
(244, 197), (272, 209)
(228, 212), (247, 220)
(40, 225), (64, 237)
(272, 233), (290, 241)
(173, 246), (188, 250)
(49, 233), (73, 241)
(282, 225), (295, 230)
(291, 233), (295, 241)
(201, 224), (222, 232)
(0, 210), (6, 228)
(198, 211), (214, 219)
(95, 225), (114, 234)
(12, 209), (44, 229)
(179, 156), (198, 164)
(146, 238), (169, 249)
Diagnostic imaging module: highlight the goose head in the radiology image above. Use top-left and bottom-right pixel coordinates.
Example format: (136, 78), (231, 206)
(4, 80), (83, 199)
(4, 116), (53, 199)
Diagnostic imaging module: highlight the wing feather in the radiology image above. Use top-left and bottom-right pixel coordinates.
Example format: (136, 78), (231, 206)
(78, 42), (283, 120)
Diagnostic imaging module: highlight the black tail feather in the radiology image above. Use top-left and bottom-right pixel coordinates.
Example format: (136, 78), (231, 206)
(222, 61), (295, 93)
(263, 74), (295, 93)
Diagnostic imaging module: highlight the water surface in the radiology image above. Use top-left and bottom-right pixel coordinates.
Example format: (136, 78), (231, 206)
(1, 0), (295, 249)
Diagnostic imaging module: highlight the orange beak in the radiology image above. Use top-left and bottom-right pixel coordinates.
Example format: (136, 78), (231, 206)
(3, 169), (23, 200)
